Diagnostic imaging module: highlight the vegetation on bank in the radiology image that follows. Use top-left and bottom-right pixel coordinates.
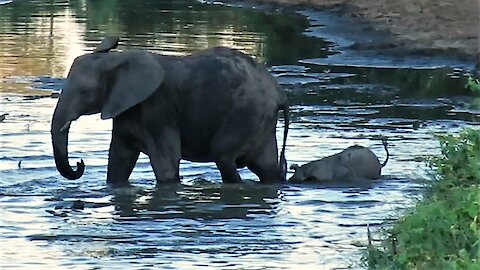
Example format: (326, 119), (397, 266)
(364, 129), (480, 269)
(466, 76), (480, 95)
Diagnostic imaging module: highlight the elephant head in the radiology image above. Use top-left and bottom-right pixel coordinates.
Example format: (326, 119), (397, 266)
(51, 37), (165, 179)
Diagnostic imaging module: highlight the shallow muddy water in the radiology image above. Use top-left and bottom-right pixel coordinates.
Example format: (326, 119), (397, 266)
(0, 1), (478, 269)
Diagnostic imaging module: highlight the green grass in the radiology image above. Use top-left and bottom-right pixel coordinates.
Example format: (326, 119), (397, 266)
(466, 76), (480, 95)
(364, 129), (480, 269)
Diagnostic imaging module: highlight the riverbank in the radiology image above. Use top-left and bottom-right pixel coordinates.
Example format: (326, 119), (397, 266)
(233, 0), (478, 63)
(365, 129), (480, 268)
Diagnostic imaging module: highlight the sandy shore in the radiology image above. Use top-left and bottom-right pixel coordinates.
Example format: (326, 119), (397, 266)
(235, 0), (478, 63)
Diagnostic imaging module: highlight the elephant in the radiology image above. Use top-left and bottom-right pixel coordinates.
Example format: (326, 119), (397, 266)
(51, 37), (289, 186)
(288, 139), (389, 183)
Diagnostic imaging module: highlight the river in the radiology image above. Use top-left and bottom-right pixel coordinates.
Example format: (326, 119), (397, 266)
(0, 0), (478, 269)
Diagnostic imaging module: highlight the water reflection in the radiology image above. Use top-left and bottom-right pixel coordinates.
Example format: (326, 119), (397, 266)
(112, 183), (282, 220)
(0, 4), (84, 78)
(0, 0), (326, 83)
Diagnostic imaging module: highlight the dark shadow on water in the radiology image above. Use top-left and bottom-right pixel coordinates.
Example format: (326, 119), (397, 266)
(287, 178), (376, 190)
(111, 182), (283, 220)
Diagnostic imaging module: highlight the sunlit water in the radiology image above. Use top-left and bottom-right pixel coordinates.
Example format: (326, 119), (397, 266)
(1, 1), (478, 269)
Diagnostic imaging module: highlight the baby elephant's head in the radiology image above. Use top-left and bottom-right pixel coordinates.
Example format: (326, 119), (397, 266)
(288, 164), (304, 183)
(290, 164), (300, 171)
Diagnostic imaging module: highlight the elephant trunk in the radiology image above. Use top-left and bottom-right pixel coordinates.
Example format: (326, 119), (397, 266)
(51, 106), (85, 180)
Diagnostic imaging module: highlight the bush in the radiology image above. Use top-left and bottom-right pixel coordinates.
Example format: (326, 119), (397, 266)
(364, 129), (480, 269)
(466, 76), (480, 95)
(430, 128), (480, 190)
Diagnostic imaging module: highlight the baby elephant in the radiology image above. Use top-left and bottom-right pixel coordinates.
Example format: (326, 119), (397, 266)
(289, 140), (389, 183)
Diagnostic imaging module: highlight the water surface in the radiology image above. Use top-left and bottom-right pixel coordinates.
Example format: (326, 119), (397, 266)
(1, 0), (478, 269)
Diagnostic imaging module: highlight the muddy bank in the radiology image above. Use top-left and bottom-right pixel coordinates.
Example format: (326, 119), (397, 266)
(232, 0), (478, 63)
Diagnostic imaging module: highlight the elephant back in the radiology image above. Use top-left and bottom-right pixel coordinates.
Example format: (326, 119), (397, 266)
(343, 146), (382, 179)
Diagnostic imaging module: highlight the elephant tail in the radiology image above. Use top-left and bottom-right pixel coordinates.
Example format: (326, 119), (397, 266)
(381, 138), (389, 167)
(279, 101), (289, 181)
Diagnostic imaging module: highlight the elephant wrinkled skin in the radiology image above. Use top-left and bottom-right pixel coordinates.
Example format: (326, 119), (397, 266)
(51, 37), (289, 186)
(288, 140), (389, 183)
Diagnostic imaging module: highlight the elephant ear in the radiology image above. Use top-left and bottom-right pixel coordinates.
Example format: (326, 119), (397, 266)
(101, 51), (165, 119)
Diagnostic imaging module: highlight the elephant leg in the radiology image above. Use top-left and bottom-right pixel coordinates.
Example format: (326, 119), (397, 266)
(107, 130), (140, 187)
(247, 136), (281, 184)
(215, 157), (242, 183)
(149, 153), (181, 184)
(210, 135), (243, 183)
(210, 114), (251, 184)
(148, 130), (181, 184)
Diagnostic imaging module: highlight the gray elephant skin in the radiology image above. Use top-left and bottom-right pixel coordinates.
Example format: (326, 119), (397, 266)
(289, 140), (389, 183)
(51, 37), (289, 186)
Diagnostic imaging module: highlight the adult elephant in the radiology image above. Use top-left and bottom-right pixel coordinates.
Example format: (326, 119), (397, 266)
(51, 37), (289, 186)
